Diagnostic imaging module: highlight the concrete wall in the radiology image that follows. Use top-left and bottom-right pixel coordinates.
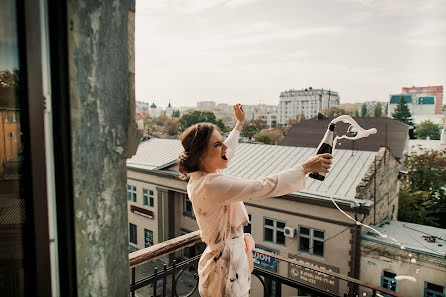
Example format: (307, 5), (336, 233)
(357, 147), (400, 226)
(68, 1), (132, 296)
(360, 239), (446, 297)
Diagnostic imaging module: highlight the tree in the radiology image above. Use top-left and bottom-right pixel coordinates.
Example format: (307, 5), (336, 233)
(416, 120), (441, 140)
(373, 102), (382, 117)
(391, 96), (414, 126)
(398, 150), (446, 227)
(179, 110), (227, 132)
(254, 129), (284, 145)
(172, 109), (181, 118)
(321, 107), (349, 117)
(384, 103), (388, 116)
(241, 118), (267, 139)
(360, 103), (368, 117)
(355, 109), (359, 117)
(162, 118), (180, 136)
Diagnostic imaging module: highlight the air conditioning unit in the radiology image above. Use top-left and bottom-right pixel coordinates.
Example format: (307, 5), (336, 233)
(284, 226), (296, 238)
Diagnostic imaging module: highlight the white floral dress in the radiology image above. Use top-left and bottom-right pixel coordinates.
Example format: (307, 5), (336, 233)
(187, 129), (306, 297)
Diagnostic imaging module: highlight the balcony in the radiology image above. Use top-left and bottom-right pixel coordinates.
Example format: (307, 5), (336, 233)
(129, 231), (401, 297)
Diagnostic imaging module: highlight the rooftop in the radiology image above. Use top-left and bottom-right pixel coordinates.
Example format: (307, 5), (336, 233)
(127, 138), (379, 203)
(362, 220), (446, 257)
(281, 117), (410, 159)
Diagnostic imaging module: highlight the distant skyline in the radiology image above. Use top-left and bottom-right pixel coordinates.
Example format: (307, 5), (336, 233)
(135, 0), (446, 107)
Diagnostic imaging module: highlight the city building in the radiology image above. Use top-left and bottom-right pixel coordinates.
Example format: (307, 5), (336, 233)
(360, 220), (446, 297)
(279, 87), (340, 126)
(196, 100), (216, 110)
(388, 94), (444, 127)
(126, 137), (401, 296)
(402, 86), (443, 114)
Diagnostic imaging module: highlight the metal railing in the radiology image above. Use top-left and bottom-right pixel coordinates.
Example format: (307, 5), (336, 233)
(129, 231), (401, 297)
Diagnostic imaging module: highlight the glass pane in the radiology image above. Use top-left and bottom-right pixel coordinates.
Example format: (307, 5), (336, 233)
(276, 221), (285, 229)
(264, 228), (273, 242)
(300, 226), (310, 235)
(143, 189), (147, 194)
(149, 190), (153, 196)
(313, 240), (324, 257)
(299, 236), (310, 252)
(265, 218), (273, 226)
(244, 223), (251, 234)
(276, 230), (285, 245)
(0, 1), (31, 295)
(313, 230), (324, 239)
(143, 196), (148, 205)
(149, 197), (154, 207)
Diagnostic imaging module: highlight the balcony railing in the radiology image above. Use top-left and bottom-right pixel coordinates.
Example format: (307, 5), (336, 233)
(129, 231), (402, 297)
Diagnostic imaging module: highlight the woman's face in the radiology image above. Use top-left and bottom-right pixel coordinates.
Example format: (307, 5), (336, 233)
(201, 128), (228, 173)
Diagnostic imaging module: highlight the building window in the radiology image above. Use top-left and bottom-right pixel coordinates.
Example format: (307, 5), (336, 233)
(129, 223), (137, 244)
(381, 271), (397, 294)
(299, 226), (325, 257)
(144, 229), (153, 248)
(425, 282), (445, 297)
(183, 194), (194, 217)
(264, 218), (285, 246)
(244, 214), (252, 234)
(143, 189), (154, 207)
(127, 185), (136, 202)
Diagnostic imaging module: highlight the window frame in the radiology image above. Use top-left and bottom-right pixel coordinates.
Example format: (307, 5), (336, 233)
(263, 217), (286, 246)
(298, 225), (325, 258)
(144, 228), (153, 248)
(127, 185), (137, 202)
(183, 193), (194, 218)
(424, 282), (445, 297)
(129, 223), (137, 245)
(143, 188), (154, 207)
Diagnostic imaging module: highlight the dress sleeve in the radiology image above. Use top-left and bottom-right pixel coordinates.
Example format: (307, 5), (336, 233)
(223, 128), (240, 161)
(204, 165), (306, 207)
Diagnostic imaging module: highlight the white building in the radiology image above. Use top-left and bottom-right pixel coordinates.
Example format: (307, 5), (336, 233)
(197, 100), (216, 110)
(279, 88), (340, 126)
(388, 94), (443, 126)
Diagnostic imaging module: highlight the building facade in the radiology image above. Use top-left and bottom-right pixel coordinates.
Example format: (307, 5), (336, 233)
(360, 221), (446, 297)
(279, 88), (340, 126)
(402, 86), (443, 115)
(126, 137), (401, 296)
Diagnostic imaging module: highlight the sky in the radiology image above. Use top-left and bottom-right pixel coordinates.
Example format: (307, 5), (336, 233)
(135, 0), (446, 108)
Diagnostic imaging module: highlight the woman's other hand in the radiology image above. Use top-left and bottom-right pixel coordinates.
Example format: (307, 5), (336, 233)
(234, 104), (245, 132)
(302, 153), (333, 175)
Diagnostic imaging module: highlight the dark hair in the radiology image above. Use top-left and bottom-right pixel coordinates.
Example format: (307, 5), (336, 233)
(177, 123), (220, 180)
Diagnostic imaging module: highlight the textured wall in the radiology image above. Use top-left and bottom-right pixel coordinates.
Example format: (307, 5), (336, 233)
(68, 1), (131, 296)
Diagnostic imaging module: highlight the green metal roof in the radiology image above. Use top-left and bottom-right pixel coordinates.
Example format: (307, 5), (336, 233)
(390, 95), (413, 104)
(417, 96), (435, 105)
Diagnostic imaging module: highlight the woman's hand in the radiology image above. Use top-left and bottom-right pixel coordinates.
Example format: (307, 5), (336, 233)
(233, 104), (245, 132)
(301, 153), (333, 175)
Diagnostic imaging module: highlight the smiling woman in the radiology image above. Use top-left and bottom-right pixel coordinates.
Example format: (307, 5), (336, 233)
(176, 104), (332, 297)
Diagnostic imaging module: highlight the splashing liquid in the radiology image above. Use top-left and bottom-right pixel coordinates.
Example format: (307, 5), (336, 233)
(317, 115), (406, 249)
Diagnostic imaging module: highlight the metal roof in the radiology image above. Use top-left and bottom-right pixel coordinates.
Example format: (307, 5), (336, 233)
(127, 139), (378, 201)
(362, 220), (446, 258)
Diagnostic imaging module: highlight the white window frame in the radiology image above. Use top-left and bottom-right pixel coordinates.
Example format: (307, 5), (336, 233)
(143, 188), (154, 207)
(263, 217), (286, 246)
(127, 185), (136, 202)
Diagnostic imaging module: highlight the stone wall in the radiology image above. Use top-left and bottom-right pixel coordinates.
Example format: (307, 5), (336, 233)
(356, 147), (400, 226)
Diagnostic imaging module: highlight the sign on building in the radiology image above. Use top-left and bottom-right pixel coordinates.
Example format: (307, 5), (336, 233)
(253, 245), (277, 272)
(288, 254), (339, 295)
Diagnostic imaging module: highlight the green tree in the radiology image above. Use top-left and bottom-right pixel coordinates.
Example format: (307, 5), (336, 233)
(254, 129), (284, 145)
(360, 103), (368, 117)
(179, 110), (227, 132)
(172, 109), (180, 118)
(385, 103), (388, 116)
(355, 109), (359, 117)
(398, 150), (446, 227)
(373, 102), (382, 117)
(416, 120), (441, 140)
(162, 118), (180, 136)
(391, 96), (414, 126)
(241, 118), (267, 139)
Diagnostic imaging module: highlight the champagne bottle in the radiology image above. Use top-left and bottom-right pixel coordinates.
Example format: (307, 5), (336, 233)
(309, 123), (335, 181)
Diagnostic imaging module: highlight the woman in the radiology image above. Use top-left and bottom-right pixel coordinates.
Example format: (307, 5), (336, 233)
(177, 104), (332, 297)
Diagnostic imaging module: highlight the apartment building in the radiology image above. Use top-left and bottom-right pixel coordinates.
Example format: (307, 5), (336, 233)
(126, 135), (400, 296)
(279, 87), (340, 126)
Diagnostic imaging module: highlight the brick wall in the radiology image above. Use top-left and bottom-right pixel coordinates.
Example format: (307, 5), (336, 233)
(356, 147), (400, 226)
